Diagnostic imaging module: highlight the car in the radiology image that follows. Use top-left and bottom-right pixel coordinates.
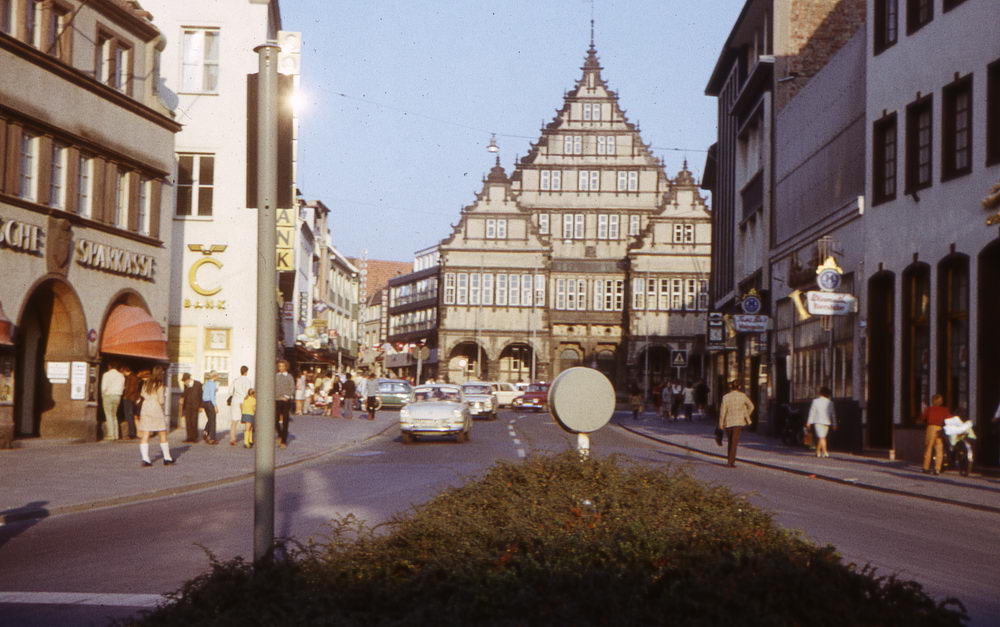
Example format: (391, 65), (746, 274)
(399, 384), (471, 443)
(489, 381), (523, 408)
(461, 382), (498, 420)
(376, 379), (413, 409)
(512, 382), (549, 412)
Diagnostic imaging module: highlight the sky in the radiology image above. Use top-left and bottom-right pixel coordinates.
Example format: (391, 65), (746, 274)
(281, 0), (744, 262)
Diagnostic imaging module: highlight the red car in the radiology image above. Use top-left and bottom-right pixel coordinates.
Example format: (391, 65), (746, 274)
(512, 382), (549, 412)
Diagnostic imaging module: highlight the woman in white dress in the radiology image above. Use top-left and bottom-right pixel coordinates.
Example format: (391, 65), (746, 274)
(138, 366), (174, 467)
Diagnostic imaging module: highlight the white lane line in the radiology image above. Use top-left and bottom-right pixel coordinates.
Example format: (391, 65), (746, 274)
(516, 448), (526, 458)
(0, 592), (164, 607)
(513, 438), (521, 445)
(509, 419), (516, 424)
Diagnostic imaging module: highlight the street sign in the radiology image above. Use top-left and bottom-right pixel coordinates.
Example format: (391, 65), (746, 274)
(548, 367), (615, 434)
(731, 314), (769, 333)
(671, 349), (688, 368)
(805, 291), (857, 315)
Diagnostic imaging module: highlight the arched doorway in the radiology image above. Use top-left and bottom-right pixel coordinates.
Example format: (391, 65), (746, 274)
(867, 271), (895, 448)
(901, 263), (931, 425)
(557, 347), (581, 374)
(595, 349), (616, 383)
(498, 343), (533, 383)
(978, 242), (1000, 466)
(448, 341), (488, 383)
(15, 279), (88, 438)
(637, 345), (671, 390)
(937, 254), (969, 417)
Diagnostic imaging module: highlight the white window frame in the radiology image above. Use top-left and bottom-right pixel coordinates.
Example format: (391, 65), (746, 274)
(684, 224), (695, 243)
(551, 170), (561, 190)
(574, 135), (582, 154)
(534, 275), (545, 306)
(76, 154), (92, 217)
(556, 278), (566, 310)
(629, 214), (640, 236)
(671, 278), (684, 310)
(698, 279), (709, 311)
(114, 168), (129, 228)
(538, 213), (549, 234)
(483, 273), (494, 305)
(647, 278), (658, 311)
(660, 278), (671, 310)
(496, 273), (507, 306)
(598, 214), (608, 239)
(578, 279), (588, 312)
(609, 214), (620, 239)
(444, 273), (455, 304)
(607, 135), (615, 155)
(632, 277), (645, 309)
(540, 170), (550, 190)
(628, 171), (638, 191)
(181, 27), (220, 94)
(574, 213), (584, 239)
(597, 136), (606, 154)
(457, 273), (468, 305)
(614, 280), (624, 310)
(486, 219), (496, 238)
(496, 219), (507, 239)
(564, 135), (572, 154)
(509, 274), (520, 306)
(594, 278), (605, 310)
(566, 277), (576, 310)
(562, 213), (574, 239)
(19, 132), (37, 201)
(176, 153), (214, 217)
(48, 142), (67, 209)
(522, 274), (532, 306)
(617, 171), (627, 191)
(469, 273), (480, 305)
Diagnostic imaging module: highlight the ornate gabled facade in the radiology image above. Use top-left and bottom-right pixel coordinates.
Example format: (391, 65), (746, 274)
(438, 44), (711, 389)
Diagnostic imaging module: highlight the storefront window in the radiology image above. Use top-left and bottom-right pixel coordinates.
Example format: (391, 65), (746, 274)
(902, 263), (931, 424)
(938, 256), (969, 416)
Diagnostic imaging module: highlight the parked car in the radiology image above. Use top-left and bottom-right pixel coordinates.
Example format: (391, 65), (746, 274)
(461, 382), (498, 420)
(489, 381), (523, 407)
(512, 382), (549, 412)
(399, 384), (471, 443)
(377, 379), (413, 409)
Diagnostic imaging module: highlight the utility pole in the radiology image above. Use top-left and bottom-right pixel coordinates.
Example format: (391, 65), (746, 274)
(252, 42), (280, 566)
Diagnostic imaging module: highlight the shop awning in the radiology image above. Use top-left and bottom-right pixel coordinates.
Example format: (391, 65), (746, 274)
(0, 302), (13, 347)
(100, 305), (168, 360)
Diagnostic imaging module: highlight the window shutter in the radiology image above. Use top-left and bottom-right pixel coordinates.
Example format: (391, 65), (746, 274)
(65, 147), (79, 212)
(0, 121), (9, 195)
(103, 160), (117, 223)
(149, 179), (162, 239)
(127, 172), (140, 231)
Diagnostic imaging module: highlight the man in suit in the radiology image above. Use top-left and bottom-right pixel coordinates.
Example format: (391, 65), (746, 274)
(180, 372), (203, 443)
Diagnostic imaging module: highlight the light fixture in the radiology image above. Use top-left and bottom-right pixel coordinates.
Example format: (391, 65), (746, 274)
(486, 133), (499, 153)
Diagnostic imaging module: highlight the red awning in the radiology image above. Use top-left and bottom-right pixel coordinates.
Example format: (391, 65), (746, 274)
(100, 305), (168, 360)
(0, 302), (13, 347)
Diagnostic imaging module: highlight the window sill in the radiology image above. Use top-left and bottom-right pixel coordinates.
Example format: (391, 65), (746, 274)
(941, 168), (971, 183)
(178, 90), (219, 96)
(173, 215), (214, 221)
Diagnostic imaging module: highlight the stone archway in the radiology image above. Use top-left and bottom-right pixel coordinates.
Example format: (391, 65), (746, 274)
(498, 343), (533, 383)
(15, 278), (88, 438)
(447, 341), (489, 383)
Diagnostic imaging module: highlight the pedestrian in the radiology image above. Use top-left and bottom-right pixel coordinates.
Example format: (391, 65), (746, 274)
(342, 372), (356, 419)
(363, 371), (380, 420)
(241, 389), (256, 448)
(806, 386), (837, 458)
(294, 372), (306, 415)
(694, 379), (710, 419)
(275, 360), (295, 448)
(137, 366), (174, 467)
(179, 372), (203, 443)
(228, 365), (252, 446)
(660, 382), (673, 421)
(718, 379), (754, 468)
(100, 362), (125, 441)
(201, 371), (220, 444)
(670, 380), (684, 420)
(682, 381), (696, 421)
(120, 365), (140, 440)
(330, 374), (343, 418)
(628, 384), (643, 420)
(920, 393), (950, 475)
(651, 380), (664, 417)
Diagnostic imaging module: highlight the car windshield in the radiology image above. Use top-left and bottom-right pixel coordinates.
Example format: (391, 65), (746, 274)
(527, 384), (547, 392)
(413, 387), (460, 402)
(379, 382), (409, 393)
(462, 384), (490, 394)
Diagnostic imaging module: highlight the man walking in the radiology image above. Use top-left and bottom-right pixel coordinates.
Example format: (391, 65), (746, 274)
(100, 363), (125, 441)
(363, 371), (380, 421)
(342, 372), (356, 420)
(718, 379), (754, 468)
(275, 360), (295, 448)
(201, 371), (219, 445)
(119, 366), (141, 440)
(179, 372), (203, 443)
(228, 366), (252, 446)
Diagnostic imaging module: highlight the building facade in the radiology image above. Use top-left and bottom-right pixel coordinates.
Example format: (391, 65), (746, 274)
(143, 0), (292, 398)
(1, 0), (179, 445)
(438, 44), (712, 389)
(386, 245), (440, 382)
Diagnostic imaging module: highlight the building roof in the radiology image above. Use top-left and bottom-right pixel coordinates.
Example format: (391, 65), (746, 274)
(347, 258), (412, 299)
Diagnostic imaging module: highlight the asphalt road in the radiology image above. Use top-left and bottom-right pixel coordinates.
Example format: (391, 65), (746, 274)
(1, 409), (997, 625)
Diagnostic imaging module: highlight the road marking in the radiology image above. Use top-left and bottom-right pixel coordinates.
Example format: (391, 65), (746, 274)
(513, 438), (521, 445)
(0, 592), (164, 607)
(516, 448), (526, 458)
(345, 451), (385, 457)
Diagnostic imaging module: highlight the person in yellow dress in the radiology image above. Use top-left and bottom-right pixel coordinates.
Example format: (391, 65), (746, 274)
(241, 389), (257, 448)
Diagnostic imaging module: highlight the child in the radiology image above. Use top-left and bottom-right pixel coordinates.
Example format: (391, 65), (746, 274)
(241, 389), (256, 448)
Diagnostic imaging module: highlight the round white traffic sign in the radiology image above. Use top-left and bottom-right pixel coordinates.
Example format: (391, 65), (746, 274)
(548, 367), (616, 434)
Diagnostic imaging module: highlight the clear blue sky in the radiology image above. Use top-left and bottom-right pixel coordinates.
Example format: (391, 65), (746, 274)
(281, 0), (743, 262)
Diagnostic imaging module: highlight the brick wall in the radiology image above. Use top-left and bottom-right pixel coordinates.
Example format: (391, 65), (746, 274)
(777, 0), (866, 111)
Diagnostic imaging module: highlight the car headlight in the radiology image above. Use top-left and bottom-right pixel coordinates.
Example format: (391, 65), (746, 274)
(400, 407), (410, 418)
(452, 409), (463, 417)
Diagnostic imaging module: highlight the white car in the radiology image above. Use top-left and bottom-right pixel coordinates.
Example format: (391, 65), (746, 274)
(462, 382), (498, 420)
(489, 381), (523, 408)
(399, 384), (471, 443)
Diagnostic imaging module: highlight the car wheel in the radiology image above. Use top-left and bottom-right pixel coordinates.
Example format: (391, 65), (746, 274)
(402, 432), (414, 444)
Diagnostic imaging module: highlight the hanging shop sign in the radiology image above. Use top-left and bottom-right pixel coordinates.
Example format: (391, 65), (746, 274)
(816, 256), (844, 292)
(731, 314), (769, 333)
(76, 240), (154, 280)
(740, 289), (763, 314)
(805, 291), (857, 315)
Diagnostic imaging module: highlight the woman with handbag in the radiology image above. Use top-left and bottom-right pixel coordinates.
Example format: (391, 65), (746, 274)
(806, 387), (836, 458)
(137, 366), (174, 467)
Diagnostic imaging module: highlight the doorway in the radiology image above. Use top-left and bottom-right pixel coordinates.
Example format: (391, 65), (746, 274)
(866, 272), (895, 448)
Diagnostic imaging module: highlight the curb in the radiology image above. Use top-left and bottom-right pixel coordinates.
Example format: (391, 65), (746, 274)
(614, 419), (1000, 516)
(0, 421), (397, 527)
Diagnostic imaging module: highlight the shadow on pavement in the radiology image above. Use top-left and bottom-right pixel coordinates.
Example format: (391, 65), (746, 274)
(0, 501), (50, 547)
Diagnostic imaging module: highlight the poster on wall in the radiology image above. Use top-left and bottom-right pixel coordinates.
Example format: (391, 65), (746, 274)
(70, 361), (88, 400)
(46, 361), (70, 383)
(0, 354), (14, 403)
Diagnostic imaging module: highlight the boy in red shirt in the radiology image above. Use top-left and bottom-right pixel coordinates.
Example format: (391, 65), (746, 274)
(921, 394), (951, 475)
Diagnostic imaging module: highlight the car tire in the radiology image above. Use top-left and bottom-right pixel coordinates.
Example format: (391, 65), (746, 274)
(402, 432), (414, 444)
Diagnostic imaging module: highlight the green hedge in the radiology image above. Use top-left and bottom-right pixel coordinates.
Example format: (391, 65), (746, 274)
(133, 453), (966, 626)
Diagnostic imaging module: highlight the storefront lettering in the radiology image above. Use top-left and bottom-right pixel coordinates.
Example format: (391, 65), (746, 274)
(0, 218), (42, 254)
(183, 298), (227, 310)
(75, 239), (154, 280)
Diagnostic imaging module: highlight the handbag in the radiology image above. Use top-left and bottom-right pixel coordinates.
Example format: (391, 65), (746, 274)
(803, 427), (814, 447)
(226, 396), (233, 406)
(714, 427), (724, 446)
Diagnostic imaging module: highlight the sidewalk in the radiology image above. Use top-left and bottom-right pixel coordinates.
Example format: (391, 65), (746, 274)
(0, 412), (395, 525)
(613, 411), (1000, 514)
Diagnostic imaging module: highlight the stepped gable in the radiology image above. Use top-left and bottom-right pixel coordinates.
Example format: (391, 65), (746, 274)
(518, 43), (660, 170)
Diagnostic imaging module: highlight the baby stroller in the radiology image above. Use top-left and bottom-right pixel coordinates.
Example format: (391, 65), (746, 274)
(941, 416), (976, 477)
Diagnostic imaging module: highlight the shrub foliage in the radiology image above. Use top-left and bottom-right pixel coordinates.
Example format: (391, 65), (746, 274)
(134, 453), (966, 626)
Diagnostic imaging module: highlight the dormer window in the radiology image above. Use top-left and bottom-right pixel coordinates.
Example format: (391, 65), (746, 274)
(583, 103), (601, 121)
